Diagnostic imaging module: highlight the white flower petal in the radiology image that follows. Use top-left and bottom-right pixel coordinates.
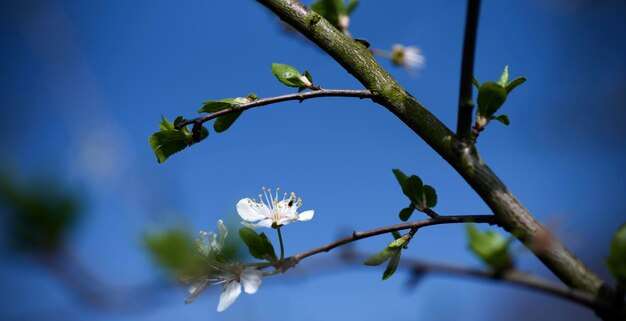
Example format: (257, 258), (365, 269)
(298, 210), (315, 221)
(217, 219), (228, 250)
(277, 216), (297, 226)
(242, 219), (273, 229)
(236, 198), (268, 222)
(240, 268), (263, 294)
(217, 281), (242, 312)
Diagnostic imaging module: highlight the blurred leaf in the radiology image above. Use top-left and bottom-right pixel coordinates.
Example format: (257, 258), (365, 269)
(399, 207), (414, 221)
(346, 0), (359, 15)
(505, 77), (527, 94)
(198, 98), (237, 113)
(159, 115), (176, 131)
(214, 111), (243, 133)
(0, 174), (81, 252)
(388, 234), (410, 248)
(391, 231), (402, 240)
(271, 63), (307, 88)
(363, 246), (398, 266)
(491, 114), (510, 126)
(144, 228), (198, 276)
(477, 82), (507, 118)
(382, 250), (401, 280)
(311, 0), (342, 29)
(497, 65), (509, 86)
(606, 223), (626, 283)
(239, 227), (277, 262)
(466, 224), (513, 270)
(423, 185), (437, 208)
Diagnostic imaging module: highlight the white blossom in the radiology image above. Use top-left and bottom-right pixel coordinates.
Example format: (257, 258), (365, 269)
(237, 187), (314, 228)
(390, 44), (425, 72)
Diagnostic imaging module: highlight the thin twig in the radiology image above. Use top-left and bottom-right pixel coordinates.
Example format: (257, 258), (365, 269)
(175, 89), (374, 129)
(291, 215), (497, 263)
(456, 0), (481, 141)
(342, 251), (598, 309)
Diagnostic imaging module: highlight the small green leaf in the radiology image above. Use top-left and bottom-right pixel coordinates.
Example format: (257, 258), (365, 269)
(505, 77), (526, 94)
(606, 223), (626, 283)
(402, 175), (425, 210)
(363, 247), (398, 266)
(477, 82), (508, 118)
(159, 115), (176, 131)
(491, 114), (510, 126)
(388, 235), (410, 248)
(311, 0), (342, 29)
(423, 185), (437, 208)
(346, 0), (359, 15)
(382, 250), (401, 280)
(466, 224), (512, 270)
(391, 231), (402, 240)
(239, 227), (276, 262)
(399, 207), (414, 221)
(271, 63), (306, 88)
(472, 76), (480, 89)
(149, 130), (191, 164)
(214, 111), (243, 133)
(498, 65), (509, 86)
(198, 98), (237, 113)
(144, 228), (198, 276)
(298, 70), (314, 92)
(392, 168), (409, 187)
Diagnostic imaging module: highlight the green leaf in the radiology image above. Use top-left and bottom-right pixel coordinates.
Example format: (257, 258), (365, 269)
(271, 63), (306, 88)
(144, 228), (198, 275)
(391, 231), (402, 240)
(363, 247), (398, 266)
(497, 65), (509, 86)
(239, 227), (276, 262)
(159, 115), (175, 131)
(399, 207), (414, 221)
(214, 111), (243, 133)
(402, 175), (425, 210)
(477, 82), (508, 118)
(466, 224), (512, 270)
(423, 185), (437, 208)
(491, 114), (510, 126)
(392, 168), (409, 187)
(346, 0), (359, 15)
(388, 235), (410, 248)
(149, 130), (192, 164)
(382, 250), (401, 280)
(505, 77), (527, 94)
(472, 76), (480, 89)
(198, 98), (237, 113)
(311, 0), (342, 28)
(606, 223), (626, 283)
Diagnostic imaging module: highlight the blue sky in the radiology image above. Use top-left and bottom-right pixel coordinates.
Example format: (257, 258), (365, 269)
(1, 0), (625, 320)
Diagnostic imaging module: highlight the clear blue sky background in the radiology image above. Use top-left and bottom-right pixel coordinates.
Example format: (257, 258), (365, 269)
(1, 0), (625, 320)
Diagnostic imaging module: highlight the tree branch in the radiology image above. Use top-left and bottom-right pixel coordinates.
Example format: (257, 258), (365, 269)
(257, 0), (604, 295)
(291, 215), (497, 263)
(175, 89), (373, 129)
(456, 0), (481, 141)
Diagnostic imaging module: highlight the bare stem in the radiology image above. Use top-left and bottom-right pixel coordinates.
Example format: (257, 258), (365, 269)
(291, 215), (496, 263)
(456, 0), (481, 141)
(175, 89), (373, 129)
(277, 227), (285, 260)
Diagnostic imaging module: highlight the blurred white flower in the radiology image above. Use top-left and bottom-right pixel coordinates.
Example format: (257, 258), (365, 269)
(237, 187), (314, 228)
(390, 44), (425, 72)
(195, 219), (227, 257)
(185, 263), (262, 312)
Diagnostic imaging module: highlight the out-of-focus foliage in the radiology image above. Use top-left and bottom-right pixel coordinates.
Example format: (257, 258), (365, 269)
(0, 172), (82, 252)
(466, 224), (514, 271)
(606, 223), (626, 284)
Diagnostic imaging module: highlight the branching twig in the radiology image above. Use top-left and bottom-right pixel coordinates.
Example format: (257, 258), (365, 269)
(456, 0), (481, 141)
(175, 89), (373, 129)
(290, 215), (497, 263)
(341, 251), (598, 309)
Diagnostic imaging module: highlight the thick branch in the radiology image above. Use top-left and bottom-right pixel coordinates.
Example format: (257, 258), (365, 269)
(257, 0), (604, 294)
(456, 0), (481, 141)
(291, 215), (497, 263)
(175, 89), (373, 128)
